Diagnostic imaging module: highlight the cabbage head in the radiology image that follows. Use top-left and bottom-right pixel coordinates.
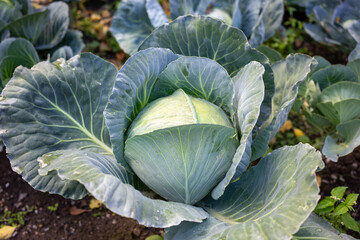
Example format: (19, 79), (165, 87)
(0, 16), (341, 239)
(297, 55), (360, 161)
(110, 0), (284, 55)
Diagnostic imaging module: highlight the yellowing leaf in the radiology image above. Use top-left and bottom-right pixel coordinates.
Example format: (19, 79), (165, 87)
(31, 3), (43, 9)
(145, 235), (163, 240)
(293, 128), (305, 137)
(101, 10), (110, 18)
(316, 175), (321, 187)
(69, 206), (90, 215)
(90, 13), (101, 22)
(279, 120), (292, 133)
(336, 16), (340, 24)
(0, 225), (16, 240)
(89, 198), (102, 209)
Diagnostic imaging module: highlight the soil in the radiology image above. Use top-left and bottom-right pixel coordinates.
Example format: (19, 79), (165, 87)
(0, 149), (163, 240)
(319, 146), (360, 198)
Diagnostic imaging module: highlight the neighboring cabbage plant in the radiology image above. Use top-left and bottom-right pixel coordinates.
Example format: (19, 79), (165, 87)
(110, 0), (284, 55)
(0, 0), (84, 89)
(297, 56), (360, 161)
(2, 16), (352, 239)
(304, 0), (360, 51)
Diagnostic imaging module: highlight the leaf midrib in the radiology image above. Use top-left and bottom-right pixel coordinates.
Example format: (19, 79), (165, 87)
(37, 90), (113, 155)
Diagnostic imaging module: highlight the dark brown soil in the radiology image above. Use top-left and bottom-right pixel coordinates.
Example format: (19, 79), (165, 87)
(0, 149), (163, 240)
(319, 147), (360, 197)
(318, 146), (360, 238)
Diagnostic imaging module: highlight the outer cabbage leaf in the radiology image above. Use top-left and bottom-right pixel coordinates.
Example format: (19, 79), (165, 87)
(293, 213), (356, 240)
(0, 0), (22, 23)
(139, 15), (269, 77)
(332, 1), (360, 25)
(51, 29), (85, 58)
(16, 0), (31, 15)
(34, 2), (69, 50)
(321, 81), (360, 102)
(322, 119), (360, 161)
(251, 54), (313, 160)
(146, 0), (168, 28)
(38, 149), (208, 228)
(0, 53), (117, 199)
(151, 56), (235, 115)
(110, 0), (154, 55)
(316, 101), (340, 125)
(334, 99), (360, 123)
(212, 61), (265, 199)
(0, 20), (9, 41)
(50, 46), (73, 62)
(308, 56), (331, 78)
(311, 65), (358, 90)
(256, 45), (283, 64)
(319, 82), (360, 123)
(1, 9), (49, 44)
(347, 58), (360, 79)
(2, 2), (69, 50)
(297, 56), (331, 107)
(207, 8), (232, 26)
(262, 0), (284, 41)
(305, 0), (359, 50)
(139, 15), (275, 132)
(211, 0), (284, 48)
(170, 0), (213, 19)
(0, 38), (39, 88)
(303, 111), (333, 130)
(323, 22), (356, 48)
(304, 23), (328, 45)
(313, 6), (334, 24)
(349, 20), (360, 43)
(165, 144), (323, 240)
(104, 48), (179, 172)
(306, 0), (341, 14)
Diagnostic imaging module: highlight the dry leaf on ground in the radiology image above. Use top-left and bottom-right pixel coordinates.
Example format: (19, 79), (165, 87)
(89, 199), (102, 209)
(293, 128), (305, 137)
(280, 120), (292, 133)
(69, 206), (90, 216)
(0, 225), (16, 240)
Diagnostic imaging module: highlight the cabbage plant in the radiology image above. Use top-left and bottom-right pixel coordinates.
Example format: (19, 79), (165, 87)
(298, 56), (360, 161)
(305, 0), (360, 51)
(0, 16), (347, 239)
(0, 0), (84, 89)
(110, 0), (284, 55)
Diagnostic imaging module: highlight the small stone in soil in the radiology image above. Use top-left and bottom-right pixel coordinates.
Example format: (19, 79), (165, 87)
(133, 228), (141, 237)
(18, 192), (27, 201)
